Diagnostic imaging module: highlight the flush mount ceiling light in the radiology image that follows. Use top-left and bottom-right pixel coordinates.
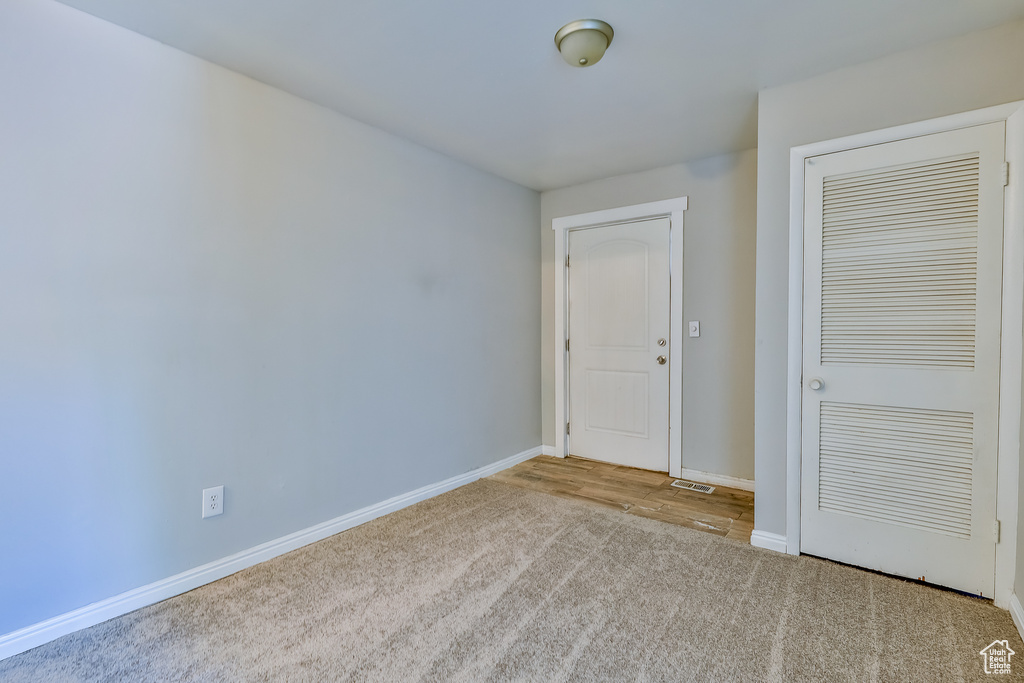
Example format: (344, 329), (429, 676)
(554, 19), (614, 67)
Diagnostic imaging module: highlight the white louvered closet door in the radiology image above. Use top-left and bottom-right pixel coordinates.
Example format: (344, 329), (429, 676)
(800, 122), (1006, 597)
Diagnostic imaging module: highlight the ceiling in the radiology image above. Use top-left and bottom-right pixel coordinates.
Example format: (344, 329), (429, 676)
(55, 0), (1024, 191)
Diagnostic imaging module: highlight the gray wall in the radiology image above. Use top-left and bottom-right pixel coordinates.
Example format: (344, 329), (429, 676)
(754, 20), (1024, 539)
(541, 151), (757, 480)
(0, 0), (540, 636)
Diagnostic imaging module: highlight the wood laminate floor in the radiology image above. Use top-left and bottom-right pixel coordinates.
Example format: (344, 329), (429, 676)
(489, 455), (754, 542)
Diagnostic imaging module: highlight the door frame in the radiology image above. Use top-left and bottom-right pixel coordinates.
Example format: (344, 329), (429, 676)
(785, 101), (1024, 608)
(552, 197), (687, 476)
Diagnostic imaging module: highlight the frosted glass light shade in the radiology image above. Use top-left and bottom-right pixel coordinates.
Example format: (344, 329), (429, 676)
(558, 30), (607, 67)
(554, 20), (614, 68)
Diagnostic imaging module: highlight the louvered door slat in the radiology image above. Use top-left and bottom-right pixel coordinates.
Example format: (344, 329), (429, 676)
(824, 193), (979, 216)
(817, 402), (973, 538)
(819, 154), (979, 368)
(818, 454), (975, 490)
(824, 155), (979, 188)
(823, 254), (976, 270)
(825, 172), (980, 197)
(817, 479), (972, 517)
(824, 210), (977, 230)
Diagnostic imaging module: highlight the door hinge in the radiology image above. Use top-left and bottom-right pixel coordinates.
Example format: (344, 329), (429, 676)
(566, 421), (570, 435)
(995, 519), (1002, 543)
(1003, 162), (1010, 187)
(566, 255), (570, 268)
(566, 338), (570, 351)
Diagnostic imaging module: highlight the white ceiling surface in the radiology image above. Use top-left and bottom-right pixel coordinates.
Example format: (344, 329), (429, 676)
(54, 0), (1024, 191)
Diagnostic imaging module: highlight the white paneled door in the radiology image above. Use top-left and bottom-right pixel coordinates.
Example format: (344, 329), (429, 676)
(568, 217), (671, 472)
(800, 122), (1007, 596)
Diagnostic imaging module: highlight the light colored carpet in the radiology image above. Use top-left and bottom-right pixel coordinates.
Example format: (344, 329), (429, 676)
(2, 478), (1021, 682)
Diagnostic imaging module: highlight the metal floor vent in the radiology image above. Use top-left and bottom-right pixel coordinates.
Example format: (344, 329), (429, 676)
(671, 480), (715, 494)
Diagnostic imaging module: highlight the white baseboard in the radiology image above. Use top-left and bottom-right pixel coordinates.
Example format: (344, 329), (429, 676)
(1010, 594), (1024, 643)
(0, 445), (542, 662)
(750, 530), (789, 554)
(541, 445), (558, 457)
(676, 467), (754, 492)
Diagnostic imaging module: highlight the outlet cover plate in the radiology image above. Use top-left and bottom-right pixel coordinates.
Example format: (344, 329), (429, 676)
(202, 485), (224, 518)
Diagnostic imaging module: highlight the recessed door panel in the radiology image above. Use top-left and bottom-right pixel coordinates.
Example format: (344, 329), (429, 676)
(586, 240), (649, 350)
(584, 370), (649, 437)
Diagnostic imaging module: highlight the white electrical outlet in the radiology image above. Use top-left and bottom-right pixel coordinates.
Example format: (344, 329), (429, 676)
(202, 485), (224, 518)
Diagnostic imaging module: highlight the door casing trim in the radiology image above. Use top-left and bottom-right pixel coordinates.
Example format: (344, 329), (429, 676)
(552, 198), (687, 476)
(783, 100), (1024, 608)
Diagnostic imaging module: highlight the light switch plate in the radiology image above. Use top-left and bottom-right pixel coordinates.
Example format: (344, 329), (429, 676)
(688, 321), (700, 338)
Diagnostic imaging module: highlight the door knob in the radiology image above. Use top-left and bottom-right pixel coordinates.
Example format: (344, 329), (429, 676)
(808, 377), (824, 391)
(657, 355), (667, 365)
